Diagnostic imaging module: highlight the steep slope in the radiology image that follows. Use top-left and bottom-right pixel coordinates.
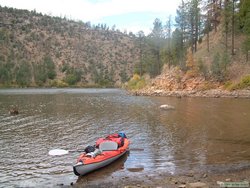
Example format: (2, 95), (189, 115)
(133, 24), (250, 97)
(0, 6), (140, 87)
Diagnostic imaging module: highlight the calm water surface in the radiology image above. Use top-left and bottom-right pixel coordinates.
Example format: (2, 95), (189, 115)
(0, 88), (250, 187)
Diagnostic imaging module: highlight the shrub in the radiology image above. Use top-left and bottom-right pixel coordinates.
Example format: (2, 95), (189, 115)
(15, 62), (32, 86)
(224, 81), (233, 90)
(198, 58), (209, 79)
(0, 62), (13, 84)
(44, 56), (56, 79)
(64, 68), (82, 85)
(211, 52), (230, 82)
(49, 80), (68, 87)
(34, 63), (47, 86)
(64, 74), (79, 85)
(127, 74), (146, 90)
(228, 75), (250, 90)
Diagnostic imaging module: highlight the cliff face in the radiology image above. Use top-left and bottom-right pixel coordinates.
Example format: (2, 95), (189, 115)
(0, 6), (140, 86)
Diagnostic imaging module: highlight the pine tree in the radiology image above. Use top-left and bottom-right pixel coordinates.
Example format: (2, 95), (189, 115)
(137, 31), (145, 76)
(187, 0), (202, 53)
(164, 16), (173, 68)
(149, 18), (165, 76)
(223, 0), (232, 51)
(239, 0), (250, 61)
(175, 0), (188, 54)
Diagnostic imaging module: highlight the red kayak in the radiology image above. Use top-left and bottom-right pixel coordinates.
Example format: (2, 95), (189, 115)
(73, 132), (129, 176)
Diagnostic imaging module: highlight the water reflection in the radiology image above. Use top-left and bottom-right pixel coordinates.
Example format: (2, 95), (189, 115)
(0, 89), (250, 187)
(76, 152), (129, 185)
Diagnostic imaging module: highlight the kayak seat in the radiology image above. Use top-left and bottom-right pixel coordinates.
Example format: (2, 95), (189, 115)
(99, 141), (118, 151)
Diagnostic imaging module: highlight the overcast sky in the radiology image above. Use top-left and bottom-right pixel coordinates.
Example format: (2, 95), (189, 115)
(0, 0), (180, 34)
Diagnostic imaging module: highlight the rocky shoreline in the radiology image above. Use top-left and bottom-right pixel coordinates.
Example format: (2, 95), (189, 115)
(119, 169), (250, 188)
(72, 168), (250, 187)
(129, 66), (250, 99)
(132, 88), (250, 98)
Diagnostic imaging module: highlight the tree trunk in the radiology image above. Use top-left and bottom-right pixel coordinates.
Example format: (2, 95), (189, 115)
(219, 0), (222, 9)
(195, 13), (198, 52)
(231, 0), (235, 55)
(207, 31), (210, 52)
(139, 38), (142, 77)
(224, 0), (229, 52)
(157, 47), (161, 75)
(213, 0), (218, 32)
(226, 30), (228, 51)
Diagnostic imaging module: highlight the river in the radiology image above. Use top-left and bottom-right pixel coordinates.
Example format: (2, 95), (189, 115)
(0, 88), (250, 187)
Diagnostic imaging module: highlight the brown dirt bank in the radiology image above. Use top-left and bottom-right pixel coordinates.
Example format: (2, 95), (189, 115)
(129, 66), (250, 98)
(71, 168), (250, 187)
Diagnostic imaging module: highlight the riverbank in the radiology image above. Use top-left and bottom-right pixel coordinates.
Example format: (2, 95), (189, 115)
(73, 168), (250, 187)
(127, 65), (250, 98)
(131, 88), (250, 98)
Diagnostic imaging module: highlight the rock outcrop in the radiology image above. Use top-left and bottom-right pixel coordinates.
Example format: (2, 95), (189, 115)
(132, 66), (250, 98)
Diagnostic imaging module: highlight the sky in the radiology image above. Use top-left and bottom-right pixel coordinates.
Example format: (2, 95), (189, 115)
(0, 0), (181, 34)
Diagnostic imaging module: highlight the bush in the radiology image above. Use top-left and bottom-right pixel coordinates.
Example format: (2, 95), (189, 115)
(127, 74), (146, 90)
(64, 68), (82, 85)
(15, 62), (32, 86)
(33, 56), (57, 86)
(198, 58), (208, 79)
(34, 63), (47, 86)
(119, 69), (129, 83)
(49, 80), (68, 87)
(64, 74), (79, 85)
(228, 75), (250, 90)
(0, 62), (13, 84)
(44, 56), (56, 79)
(211, 52), (230, 82)
(224, 81), (233, 90)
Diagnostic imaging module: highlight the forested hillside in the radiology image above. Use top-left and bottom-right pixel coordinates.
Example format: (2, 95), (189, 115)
(129, 0), (250, 93)
(0, 6), (140, 87)
(1, 0), (250, 90)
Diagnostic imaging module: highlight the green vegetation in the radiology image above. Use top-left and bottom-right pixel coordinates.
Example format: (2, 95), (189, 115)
(211, 53), (230, 82)
(49, 80), (68, 88)
(0, 60), (13, 85)
(0, 5), (139, 88)
(126, 74), (146, 90)
(15, 61), (32, 87)
(34, 56), (56, 86)
(225, 75), (250, 90)
(197, 58), (208, 79)
(134, 0), (250, 88)
(63, 66), (82, 86)
(1, 1), (250, 89)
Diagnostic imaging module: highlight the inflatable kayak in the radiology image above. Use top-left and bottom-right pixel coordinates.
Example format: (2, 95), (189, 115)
(73, 132), (129, 176)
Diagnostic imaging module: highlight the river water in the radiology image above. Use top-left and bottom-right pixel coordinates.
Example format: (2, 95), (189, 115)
(0, 88), (250, 187)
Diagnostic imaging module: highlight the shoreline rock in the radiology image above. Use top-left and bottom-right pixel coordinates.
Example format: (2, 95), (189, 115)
(132, 88), (250, 98)
(159, 104), (175, 110)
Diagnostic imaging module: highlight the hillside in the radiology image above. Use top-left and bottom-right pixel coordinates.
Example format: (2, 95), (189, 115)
(0, 6), (140, 87)
(130, 24), (250, 98)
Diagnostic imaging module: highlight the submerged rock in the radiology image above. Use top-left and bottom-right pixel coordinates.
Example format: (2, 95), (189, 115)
(159, 104), (175, 110)
(186, 182), (208, 188)
(9, 106), (19, 115)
